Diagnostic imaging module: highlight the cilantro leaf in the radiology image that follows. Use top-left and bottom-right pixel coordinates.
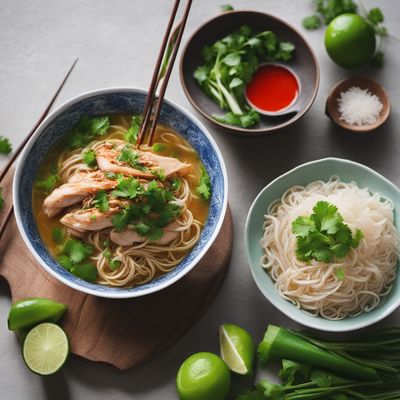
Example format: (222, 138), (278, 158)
(135, 222), (150, 236)
(170, 177), (181, 192)
(0, 136), (12, 155)
(367, 7), (384, 25)
(352, 228), (364, 248)
(0, 187), (3, 210)
(109, 258), (121, 271)
(36, 172), (59, 193)
(302, 15), (321, 30)
(124, 115), (142, 144)
(117, 145), (147, 171)
(92, 190), (109, 213)
(52, 227), (65, 244)
(67, 116), (110, 149)
(70, 263), (98, 282)
(83, 149), (97, 168)
(112, 206), (135, 231)
(58, 255), (73, 271)
(292, 201), (363, 264)
(221, 4), (234, 12)
(152, 143), (166, 153)
(62, 239), (93, 264)
(196, 166), (211, 200)
(335, 267), (345, 281)
(112, 176), (142, 199)
(292, 217), (315, 238)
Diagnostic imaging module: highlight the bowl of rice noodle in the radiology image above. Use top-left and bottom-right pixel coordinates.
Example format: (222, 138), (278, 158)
(13, 88), (228, 298)
(245, 158), (400, 332)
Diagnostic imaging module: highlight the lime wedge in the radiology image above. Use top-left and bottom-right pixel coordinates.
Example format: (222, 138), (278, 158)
(219, 323), (255, 375)
(23, 323), (69, 375)
(8, 298), (67, 331)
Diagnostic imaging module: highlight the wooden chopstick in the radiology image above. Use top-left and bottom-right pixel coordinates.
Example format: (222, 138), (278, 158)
(147, 0), (192, 146)
(0, 58), (78, 184)
(136, 0), (180, 147)
(0, 58), (78, 240)
(136, 0), (193, 147)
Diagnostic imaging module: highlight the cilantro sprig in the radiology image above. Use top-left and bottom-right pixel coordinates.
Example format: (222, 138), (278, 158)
(0, 136), (12, 155)
(66, 116), (110, 149)
(111, 179), (181, 241)
(292, 201), (363, 264)
(196, 166), (211, 201)
(36, 168), (59, 194)
(117, 145), (148, 172)
(194, 25), (295, 128)
(92, 190), (109, 213)
(124, 115), (142, 144)
(83, 149), (97, 168)
(57, 238), (98, 282)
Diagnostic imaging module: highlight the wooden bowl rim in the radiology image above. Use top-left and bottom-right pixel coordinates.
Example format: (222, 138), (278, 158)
(325, 75), (391, 133)
(179, 10), (320, 135)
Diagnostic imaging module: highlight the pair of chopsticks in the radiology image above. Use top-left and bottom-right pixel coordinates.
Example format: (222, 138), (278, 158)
(136, 0), (193, 147)
(0, 58), (79, 240)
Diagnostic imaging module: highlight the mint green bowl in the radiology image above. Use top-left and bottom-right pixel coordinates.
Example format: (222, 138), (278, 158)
(245, 158), (400, 332)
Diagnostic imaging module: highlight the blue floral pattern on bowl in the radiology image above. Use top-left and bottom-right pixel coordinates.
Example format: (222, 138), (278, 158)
(13, 88), (228, 298)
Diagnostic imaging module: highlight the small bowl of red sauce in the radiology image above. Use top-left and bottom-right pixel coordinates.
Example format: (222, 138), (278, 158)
(245, 63), (300, 116)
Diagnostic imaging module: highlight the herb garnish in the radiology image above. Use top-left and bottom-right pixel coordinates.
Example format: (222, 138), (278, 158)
(112, 175), (143, 199)
(221, 4), (234, 12)
(57, 238), (98, 282)
(151, 143), (166, 153)
(92, 190), (109, 213)
(124, 115), (142, 144)
(0, 136), (12, 155)
(292, 201), (363, 263)
(117, 145), (147, 172)
(111, 179), (181, 240)
(194, 25), (295, 128)
(196, 166), (211, 201)
(36, 169), (59, 194)
(302, 0), (388, 67)
(83, 149), (97, 168)
(67, 116), (110, 149)
(52, 227), (65, 244)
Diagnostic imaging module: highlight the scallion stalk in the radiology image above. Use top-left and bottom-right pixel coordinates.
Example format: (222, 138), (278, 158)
(258, 325), (379, 381)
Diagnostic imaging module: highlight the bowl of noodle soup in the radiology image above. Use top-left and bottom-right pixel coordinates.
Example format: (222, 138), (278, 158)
(13, 88), (228, 298)
(245, 158), (400, 332)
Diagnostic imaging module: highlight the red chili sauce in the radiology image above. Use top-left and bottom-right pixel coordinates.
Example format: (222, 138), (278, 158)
(245, 65), (299, 113)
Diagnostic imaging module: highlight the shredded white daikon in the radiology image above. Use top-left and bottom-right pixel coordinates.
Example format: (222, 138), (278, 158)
(337, 86), (383, 126)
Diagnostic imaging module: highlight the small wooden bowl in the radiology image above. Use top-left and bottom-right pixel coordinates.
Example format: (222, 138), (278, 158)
(325, 76), (390, 132)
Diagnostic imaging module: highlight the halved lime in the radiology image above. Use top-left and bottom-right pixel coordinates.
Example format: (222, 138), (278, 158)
(219, 323), (255, 375)
(8, 298), (67, 331)
(176, 352), (230, 400)
(23, 323), (69, 375)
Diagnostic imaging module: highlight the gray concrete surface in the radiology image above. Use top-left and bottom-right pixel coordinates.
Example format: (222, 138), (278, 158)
(0, 0), (399, 399)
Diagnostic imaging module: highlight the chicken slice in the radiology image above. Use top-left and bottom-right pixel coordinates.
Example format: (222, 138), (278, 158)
(60, 199), (129, 231)
(95, 143), (191, 179)
(43, 171), (116, 217)
(110, 221), (180, 246)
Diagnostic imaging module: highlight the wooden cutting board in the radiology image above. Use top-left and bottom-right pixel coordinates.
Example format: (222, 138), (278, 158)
(0, 170), (233, 370)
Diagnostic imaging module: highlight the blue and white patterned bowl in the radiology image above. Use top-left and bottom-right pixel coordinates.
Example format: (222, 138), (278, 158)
(13, 88), (228, 298)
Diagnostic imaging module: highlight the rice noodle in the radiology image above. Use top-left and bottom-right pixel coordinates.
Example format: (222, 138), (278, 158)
(260, 177), (399, 320)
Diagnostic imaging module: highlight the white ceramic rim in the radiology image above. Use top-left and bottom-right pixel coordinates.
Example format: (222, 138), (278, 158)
(245, 157), (400, 332)
(13, 87), (228, 299)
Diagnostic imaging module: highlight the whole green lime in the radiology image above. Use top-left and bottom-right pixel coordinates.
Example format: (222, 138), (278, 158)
(176, 352), (231, 400)
(325, 13), (376, 68)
